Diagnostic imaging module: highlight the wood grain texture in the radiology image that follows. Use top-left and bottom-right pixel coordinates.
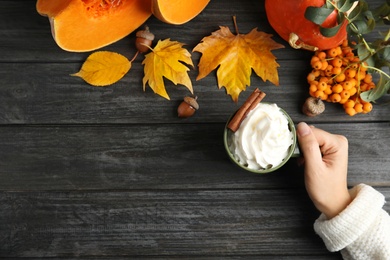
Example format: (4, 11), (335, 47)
(0, 123), (388, 191)
(0, 0), (389, 259)
(0, 188), (372, 258)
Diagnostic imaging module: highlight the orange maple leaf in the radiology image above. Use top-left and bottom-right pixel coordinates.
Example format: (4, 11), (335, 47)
(193, 25), (284, 102)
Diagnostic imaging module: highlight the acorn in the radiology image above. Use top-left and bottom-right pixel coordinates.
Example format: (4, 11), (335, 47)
(302, 97), (325, 117)
(135, 26), (155, 53)
(177, 96), (199, 118)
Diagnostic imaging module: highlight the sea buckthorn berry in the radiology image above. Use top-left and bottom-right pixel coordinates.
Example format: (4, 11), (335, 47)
(342, 39), (349, 47)
(335, 73), (346, 83)
(327, 48), (338, 58)
(342, 46), (353, 55)
(312, 70), (321, 77)
(325, 65), (334, 76)
(343, 99), (355, 108)
(317, 81), (327, 91)
(345, 107), (357, 116)
(339, 98), (349, 104)
(360, 62), (368, 72)
(324, 85), (333, 95)
(348, 87), (357, 96)
(335, 46), (342, 55)
(307, 72), (316, 82)
(332, 84), (343, 93)
(342, 80), (354, 90)
(351, 57), (360, 63)
(321, 60), (329, 70)
(354, 103), (363, 113)
(309, 84), (318, 93)
(349, 78), (357, 87)
(363, 73), (372, 84)
(319, 76), (329, 83)
(332, 66), (342, 75)
(355, 71), (366, 81)
(368, 82), (376, 90)
(312, 60), (323, 70)
(345, 69), (357, 79)
(351, 63), (359, 70)
(311, 56), (320, 65)
(331, 57), (343, 68)
(340, 90), (351, 99)
(314, 90), (325, 100)
(360, 83), (369, 91)
(363, 102), (373, 113)
(317, 51), (326, 60)
(330, 93), (342, 103)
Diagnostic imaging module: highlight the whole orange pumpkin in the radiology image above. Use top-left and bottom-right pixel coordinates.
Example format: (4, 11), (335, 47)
(265, 0), (348, 51)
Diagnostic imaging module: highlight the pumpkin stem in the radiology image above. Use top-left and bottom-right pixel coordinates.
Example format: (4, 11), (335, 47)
(288, 33), (319, 52)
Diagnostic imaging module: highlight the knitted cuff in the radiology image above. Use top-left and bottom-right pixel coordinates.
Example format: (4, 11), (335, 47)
(313, 184), (385, 252)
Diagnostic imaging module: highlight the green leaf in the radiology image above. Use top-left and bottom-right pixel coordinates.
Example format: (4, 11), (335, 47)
(373, 2), (390, 23)
(360, 74), (390, 102)
(319, 19), (344, 37)
(347, 1), (367, 22)
(357, 43), (375, 68)
(349, 12), (375, 35)
(305, 6), (334, 25)
(337, 0), (355, 13)
(379, 45), (390, 63)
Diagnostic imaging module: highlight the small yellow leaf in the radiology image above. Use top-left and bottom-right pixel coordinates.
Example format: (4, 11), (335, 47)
(142, 39), (193, 100)
(72, 51), (131, 87)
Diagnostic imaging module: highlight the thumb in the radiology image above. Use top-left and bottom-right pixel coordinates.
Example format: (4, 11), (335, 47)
(296, 122), (323, 169)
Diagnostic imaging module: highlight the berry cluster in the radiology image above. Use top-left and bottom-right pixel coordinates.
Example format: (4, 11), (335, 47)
(307, 39), (375, 116)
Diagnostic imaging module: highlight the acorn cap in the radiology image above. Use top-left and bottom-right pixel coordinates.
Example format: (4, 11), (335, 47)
(302, 97), (325, 117)
(136, 26), (155, 41)
(184, 96), (199, 110)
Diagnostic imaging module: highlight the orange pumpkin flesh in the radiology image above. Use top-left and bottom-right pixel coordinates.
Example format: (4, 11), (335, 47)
(265, 0), (347, 51)
(151, 0), (210, 25)
(36, 0), (152, 52)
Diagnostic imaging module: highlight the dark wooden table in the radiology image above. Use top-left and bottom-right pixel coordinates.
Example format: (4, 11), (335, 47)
(0, 0), (389, 259)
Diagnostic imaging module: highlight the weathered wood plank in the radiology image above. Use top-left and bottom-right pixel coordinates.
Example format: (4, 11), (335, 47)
(0, 0), (307, 62)
(0, 122), (388, 191)
(0, 0), (386, 63)
(0, 62), (389, 125)
(4, 187), (387, 258)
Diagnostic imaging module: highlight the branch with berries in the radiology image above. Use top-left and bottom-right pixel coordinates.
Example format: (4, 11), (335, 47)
(305, 0), (389, 103)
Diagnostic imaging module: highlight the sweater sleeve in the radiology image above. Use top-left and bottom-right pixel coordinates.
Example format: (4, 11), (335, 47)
(313, 184), (390, 260)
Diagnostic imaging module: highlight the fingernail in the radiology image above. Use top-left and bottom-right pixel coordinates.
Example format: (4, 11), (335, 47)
(297, 122), (311, 137)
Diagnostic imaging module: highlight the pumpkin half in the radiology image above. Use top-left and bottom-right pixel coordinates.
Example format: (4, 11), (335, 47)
(265, 0), (348, 51)
(151, 0), (210, 25)
(36, 0), (152, 52)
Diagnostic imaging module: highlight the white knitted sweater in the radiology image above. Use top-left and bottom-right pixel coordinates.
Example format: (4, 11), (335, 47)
(314, 184), (390, 260)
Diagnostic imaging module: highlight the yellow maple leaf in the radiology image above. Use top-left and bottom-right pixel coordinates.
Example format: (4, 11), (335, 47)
(193, 26), (284, 102)
(142, 39), (193, 100)
(72, 51), (131, 86)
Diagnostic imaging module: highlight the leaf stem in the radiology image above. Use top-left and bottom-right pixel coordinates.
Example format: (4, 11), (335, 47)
(130, 51), (139, 63)
(232, 16), (239, 34)
(366, 65), (390, 79)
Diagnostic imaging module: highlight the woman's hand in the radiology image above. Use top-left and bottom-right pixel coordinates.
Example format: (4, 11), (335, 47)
(297, 122), (352, 219)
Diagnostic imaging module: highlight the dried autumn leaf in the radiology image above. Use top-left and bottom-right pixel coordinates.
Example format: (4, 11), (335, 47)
(72, 51), (131, 86)
(193, 26), (284, 102)
(142, 39), (193, 100)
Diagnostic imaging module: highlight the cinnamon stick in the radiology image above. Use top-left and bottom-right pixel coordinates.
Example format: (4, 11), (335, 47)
(227, 88), (266, 132)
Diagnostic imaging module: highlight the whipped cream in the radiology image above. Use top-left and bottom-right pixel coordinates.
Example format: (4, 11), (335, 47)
(231, 103), (294, 170)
